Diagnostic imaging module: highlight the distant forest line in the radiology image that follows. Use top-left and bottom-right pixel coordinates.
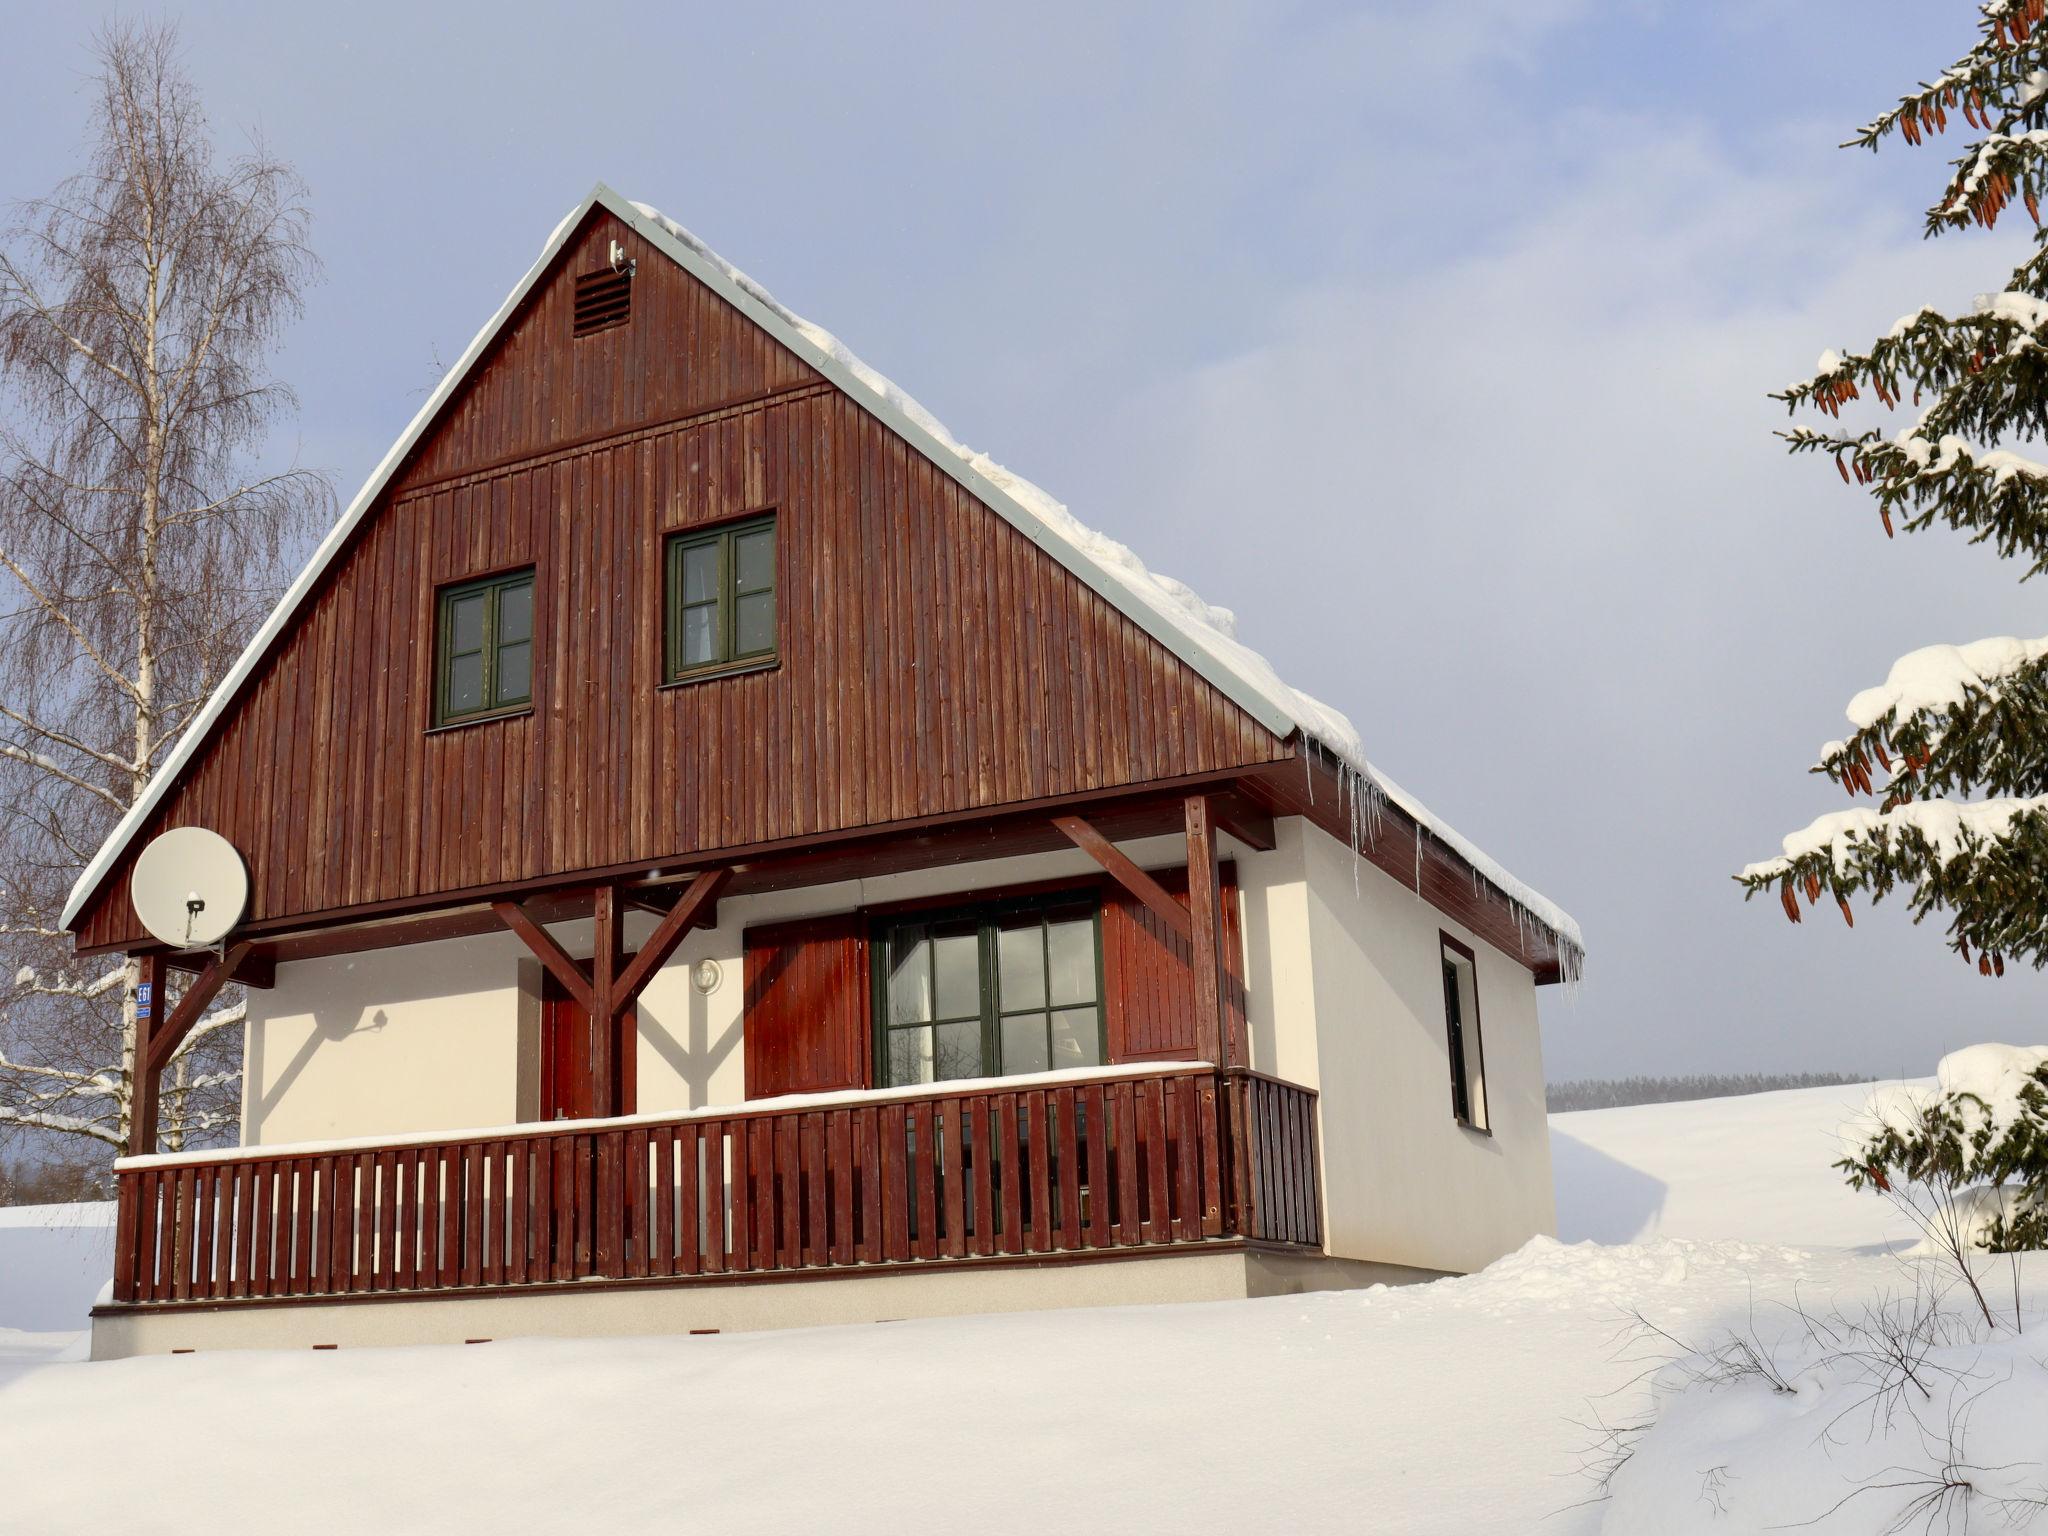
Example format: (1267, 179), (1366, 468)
(1546, 1072), (1872, 1114)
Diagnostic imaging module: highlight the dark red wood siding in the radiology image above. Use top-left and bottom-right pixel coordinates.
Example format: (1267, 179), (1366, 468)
(743, 915), (871, 1099)
(74, 210), (1290, 951)
(1102, 864), (1248, 1062)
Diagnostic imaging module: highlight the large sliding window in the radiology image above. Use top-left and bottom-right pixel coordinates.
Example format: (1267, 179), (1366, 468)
(433, 568), (534, 727)
(876, 896), (1104, 1087)
(664, 514), (777, 682)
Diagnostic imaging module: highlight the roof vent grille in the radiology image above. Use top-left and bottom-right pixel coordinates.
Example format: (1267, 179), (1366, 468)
(573, 268), (632, 337)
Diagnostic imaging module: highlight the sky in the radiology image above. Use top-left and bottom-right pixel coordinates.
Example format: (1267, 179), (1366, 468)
(2, 0), (2041, 1081)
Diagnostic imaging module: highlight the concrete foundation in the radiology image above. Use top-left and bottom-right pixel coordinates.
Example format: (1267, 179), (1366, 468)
(90, 1246), (1430, 1359)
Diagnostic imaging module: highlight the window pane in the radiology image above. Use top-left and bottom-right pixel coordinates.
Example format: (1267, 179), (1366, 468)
(680, 542), (719, 605)
(1001, 1013), (1051, 1076)
(932, 929), (980, 1020)
(681, 604), (717, 667)
(497, 581), (533, 644)
(449, 592), (486, 653)
(734, 591), (775, 656)
(888, 1027), (933, 1087)
(934, 1020), (984, 1081)
(496, 640), (531, 703)
(888, 932), (932, 1025)
(734, 527), (775, 593)
(995, 921), (1046, 1011)
(447, 652), (485, 714)
(1051, 1007), (1102, 1070)
(1046, 917), (1096, 1004)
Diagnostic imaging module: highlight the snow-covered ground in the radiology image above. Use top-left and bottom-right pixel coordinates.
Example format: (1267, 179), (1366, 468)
(0, 1084), (2038, 1534)
(1550, 1080), (1929, 1249)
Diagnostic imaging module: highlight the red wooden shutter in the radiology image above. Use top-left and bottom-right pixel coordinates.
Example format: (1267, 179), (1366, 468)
(743, 914), (872, 1098)
(1101, 862), (1247, 1063)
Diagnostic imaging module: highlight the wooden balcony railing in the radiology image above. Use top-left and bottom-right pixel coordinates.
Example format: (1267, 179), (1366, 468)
(107, 1065), (1319, 1307)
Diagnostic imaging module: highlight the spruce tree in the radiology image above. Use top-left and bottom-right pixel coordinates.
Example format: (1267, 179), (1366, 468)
(1741, 0), (2048, 973)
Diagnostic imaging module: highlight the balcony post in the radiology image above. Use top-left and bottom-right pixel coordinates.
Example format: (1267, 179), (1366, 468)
(128, 951), (167, 1158)
(1184, 793), (1232, 1067)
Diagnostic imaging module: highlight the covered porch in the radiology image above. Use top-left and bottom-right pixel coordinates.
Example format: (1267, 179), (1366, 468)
(104, 783), (1327, 1322)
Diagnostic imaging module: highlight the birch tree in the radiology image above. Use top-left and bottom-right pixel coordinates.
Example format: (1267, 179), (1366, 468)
(0, 21), (326, 1165)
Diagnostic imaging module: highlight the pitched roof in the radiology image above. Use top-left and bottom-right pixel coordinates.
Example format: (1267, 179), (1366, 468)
(62, 184), (1581, 970)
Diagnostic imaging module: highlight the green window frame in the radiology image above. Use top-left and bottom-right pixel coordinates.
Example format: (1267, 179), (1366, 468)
(433, 568), (535, 727)
(664, 514), (777, 682)
(872, 893), (1106, 1088)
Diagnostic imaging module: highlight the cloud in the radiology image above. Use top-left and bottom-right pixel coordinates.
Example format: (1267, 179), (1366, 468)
(1075, 114), (2048, 1076)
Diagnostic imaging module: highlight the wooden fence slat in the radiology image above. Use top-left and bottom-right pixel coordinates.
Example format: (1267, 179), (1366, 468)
(882, 1104), (909, 1262)
(770, 1117), (796, 1269)
(232, 1162), (257, 1299)
(911, 1105), (938, 1261)
(248, 1163), (274, 1298)
(828, 1109), (854, 1266)
(191, 1166), (215, 1300)
(857, 1107), (883, 1264)
(803, 1113), (827, 1269)
(1026, 1092), (1052, 1254)
(650, 1126), (675, 1277)
(997, 1094), (1023, 1255)
(627, 1127), (651, 1279)
(132, 1169), (160, 1303)
(968, 1096), (994, 1258)
(720, 1120), (745, 1271)
(940, 1101), (966, 1260)
(1053, 1087), (1081, 1251)
(1113, 1082), (1141, 1246)
(701, 1123), (726, 1274)
(443, 1145), (466, 1288)
(1081, 1084), (1111, 1247)
(1142, 1078), (1171, 1245)
(352, 1153), (375, 1293)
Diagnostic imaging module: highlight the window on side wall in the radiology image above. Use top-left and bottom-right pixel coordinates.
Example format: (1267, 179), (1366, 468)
(874, 894), (1105, 1088)
(664, 513), (777, 683)
(432, 567), (535, 728)
(1439, 935), (1489, 1132)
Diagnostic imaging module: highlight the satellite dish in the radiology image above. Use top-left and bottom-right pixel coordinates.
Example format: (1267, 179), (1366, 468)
(130, 827), (249, 950)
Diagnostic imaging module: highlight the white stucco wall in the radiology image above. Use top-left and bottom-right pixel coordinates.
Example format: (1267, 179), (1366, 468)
(242, 930), (534, 1145)
(1236, 818), (1557, 1275)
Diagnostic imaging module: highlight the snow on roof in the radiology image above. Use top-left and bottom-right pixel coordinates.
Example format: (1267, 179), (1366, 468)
(61, 184), (1581, 967)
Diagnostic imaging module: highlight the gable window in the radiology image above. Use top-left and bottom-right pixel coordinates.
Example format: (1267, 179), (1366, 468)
(1440, 935), (1489, 1132)
(876, 896), (1103, 1087)
(664, 514), (777, 682)
(433, 568), (534, 727)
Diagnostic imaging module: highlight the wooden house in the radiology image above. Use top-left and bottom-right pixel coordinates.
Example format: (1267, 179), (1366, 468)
(64, 186), (1583, 1356)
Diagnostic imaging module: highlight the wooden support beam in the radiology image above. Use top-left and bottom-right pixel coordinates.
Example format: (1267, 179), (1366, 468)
(166, 945), (276, 988)
(591, 885), (623, 1117)
(1210, 795), (1277, 853)
(612, 868), (731, 1013)
(1184, 795), (1230, 1068)
(129, 952), (167, 1158)
(1052, 814), (1192, 942)
(147, 941), (251, 1076)
(491, 900), (595, 1013)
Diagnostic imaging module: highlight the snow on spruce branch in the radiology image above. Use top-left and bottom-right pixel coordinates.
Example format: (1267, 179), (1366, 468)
(1741, 795), (2048, 970)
